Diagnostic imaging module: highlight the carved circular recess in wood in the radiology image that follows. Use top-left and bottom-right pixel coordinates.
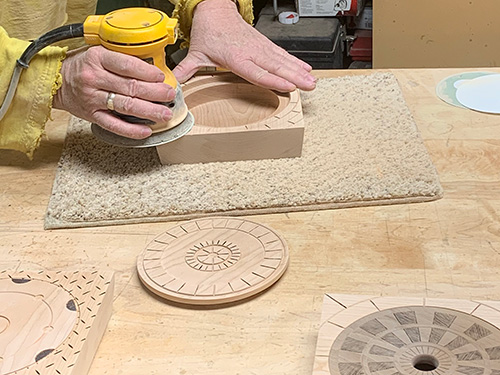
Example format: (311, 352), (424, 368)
(0, 277), (78, 374)
(137, 217), (289, 305)
(182, 73), (301, 133)
(328, 305), (500, 375)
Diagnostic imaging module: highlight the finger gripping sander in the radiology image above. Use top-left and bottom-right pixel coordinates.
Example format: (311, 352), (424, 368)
(83, 8), (194, 147)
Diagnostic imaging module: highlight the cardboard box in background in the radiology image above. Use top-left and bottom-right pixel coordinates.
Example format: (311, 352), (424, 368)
(296, 0), (364, 17)
(373, 0), (500, 69)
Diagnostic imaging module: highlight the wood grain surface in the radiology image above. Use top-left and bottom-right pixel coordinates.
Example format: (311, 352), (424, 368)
(1, 68), (500, 375)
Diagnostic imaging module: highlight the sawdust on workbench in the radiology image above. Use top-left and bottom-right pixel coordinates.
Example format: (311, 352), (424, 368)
(45, 72), (443, 229)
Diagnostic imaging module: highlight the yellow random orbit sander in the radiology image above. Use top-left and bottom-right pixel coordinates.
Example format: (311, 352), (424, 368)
(0, 8), (195, 148)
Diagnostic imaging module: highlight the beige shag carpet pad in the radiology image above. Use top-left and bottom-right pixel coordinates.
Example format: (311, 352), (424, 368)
(45, 73), (443, 229)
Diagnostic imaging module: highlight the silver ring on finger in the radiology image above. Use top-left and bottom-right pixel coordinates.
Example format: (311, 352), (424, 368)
(106, 92), (116, 111)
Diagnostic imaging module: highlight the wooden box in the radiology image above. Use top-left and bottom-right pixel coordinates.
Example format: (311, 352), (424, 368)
(156, 73), (304, 165)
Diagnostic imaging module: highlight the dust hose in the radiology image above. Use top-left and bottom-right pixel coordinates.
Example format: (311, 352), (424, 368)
(0, 23), (84, 121)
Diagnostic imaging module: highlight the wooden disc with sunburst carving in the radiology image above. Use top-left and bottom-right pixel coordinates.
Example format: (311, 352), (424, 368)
(136, 217), (289, 305)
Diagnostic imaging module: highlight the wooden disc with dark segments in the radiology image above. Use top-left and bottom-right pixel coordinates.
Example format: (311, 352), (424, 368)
(0, 270), (114, 375)
(313, 295), (500, 375)
(0, 277), (78, 374)
(137, 217), (289, 305)
(329, 305), (500, 375)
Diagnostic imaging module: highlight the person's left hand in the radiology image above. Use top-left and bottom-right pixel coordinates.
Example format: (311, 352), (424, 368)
(173, 0), (316, 92)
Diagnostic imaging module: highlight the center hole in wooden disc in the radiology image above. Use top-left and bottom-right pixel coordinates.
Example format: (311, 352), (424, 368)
(412, 354), (439, 371)
(184, 84), (281, 128)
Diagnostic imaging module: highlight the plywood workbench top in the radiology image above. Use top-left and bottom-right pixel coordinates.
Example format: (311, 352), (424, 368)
(2, 68), (500, 375)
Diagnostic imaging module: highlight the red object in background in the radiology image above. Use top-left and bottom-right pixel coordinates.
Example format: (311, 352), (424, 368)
(351, 0), (358, 15)
(339, 0), (359, 16)
(350, 29), (372, 61)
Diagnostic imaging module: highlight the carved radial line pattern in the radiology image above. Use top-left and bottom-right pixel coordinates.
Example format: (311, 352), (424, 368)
(137, 217), (289, 305)
(329, 306), (500, 375)
(185, 240), (240, 271)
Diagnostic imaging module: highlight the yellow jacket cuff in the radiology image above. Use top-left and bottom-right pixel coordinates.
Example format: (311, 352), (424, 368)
(172, 0), (254, 44)
(0, 27), (67, 159)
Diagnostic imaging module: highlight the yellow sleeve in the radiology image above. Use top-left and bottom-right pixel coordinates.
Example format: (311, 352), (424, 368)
(0, 0), (67, 41)
(171, 0), (254, 44)
(0, 0), (97, 50)
(0, 27), (67, 159)
(64, 0), (98, 50)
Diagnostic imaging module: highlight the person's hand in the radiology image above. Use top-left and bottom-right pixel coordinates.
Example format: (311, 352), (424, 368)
(173, 0), (316, 92)
(53, 46), (176, 139)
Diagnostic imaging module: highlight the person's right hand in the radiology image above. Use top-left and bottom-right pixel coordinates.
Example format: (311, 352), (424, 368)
(173, 0), (316, 93)
(53, 45), (176, 139)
